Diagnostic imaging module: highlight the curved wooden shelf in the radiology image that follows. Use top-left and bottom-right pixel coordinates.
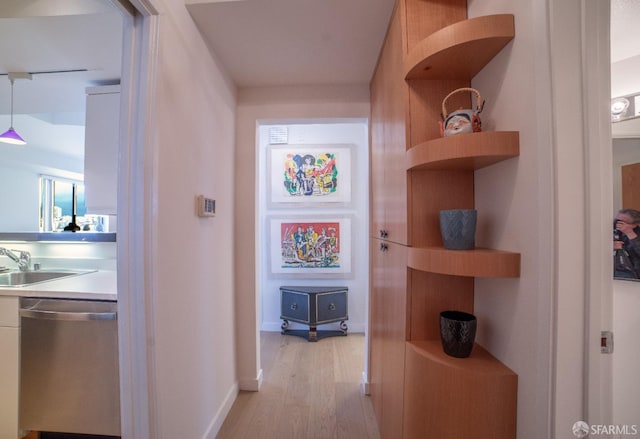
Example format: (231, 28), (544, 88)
(407, 340), (516, 375)
(404, 14), (515, 80)
(408, 246), (520, 278)
(406, 131), (519, 171)
(404, 340), (517, 437)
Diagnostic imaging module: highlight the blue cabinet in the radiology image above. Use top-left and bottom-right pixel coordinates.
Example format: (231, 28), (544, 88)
(280, 286), (348, 342)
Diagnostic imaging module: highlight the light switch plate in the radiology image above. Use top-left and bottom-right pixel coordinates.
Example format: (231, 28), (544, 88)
(601, 330), (613, 354)
(196, 195), (215, 217)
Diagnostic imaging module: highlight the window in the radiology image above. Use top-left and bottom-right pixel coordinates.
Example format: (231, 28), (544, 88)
(39, 176), (109, 232)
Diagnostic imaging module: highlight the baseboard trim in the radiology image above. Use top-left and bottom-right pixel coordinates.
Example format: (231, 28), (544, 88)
(203, 382), (238, 439)
(238, 368), (263, 392)
(361, 371), (370, 395)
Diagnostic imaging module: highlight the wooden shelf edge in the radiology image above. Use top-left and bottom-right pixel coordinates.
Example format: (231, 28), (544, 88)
(407, 340), (517, 376)
(404, 14), (515, 80)
(406, 131), (519, 170)
(407, 246), (521, 278)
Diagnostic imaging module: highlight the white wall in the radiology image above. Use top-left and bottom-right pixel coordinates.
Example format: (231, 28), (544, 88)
(611, 139), (640, 430)
(0, 139), (82, 232)
(257, 121), (369, 333)
(610, 3), (640, 427)
(0, 166), (40, 231)
(612, 137), (640, 212)
(470, 0), (619, 436)
(143, 0), (238, 437)
(468, 0), (557, 437)
(235, 85), (370, 390)
(612, 279), (640, 427)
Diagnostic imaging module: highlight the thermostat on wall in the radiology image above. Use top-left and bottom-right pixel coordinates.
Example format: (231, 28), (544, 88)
(269, 126), (288, 144)
(196, 195), (215, 217)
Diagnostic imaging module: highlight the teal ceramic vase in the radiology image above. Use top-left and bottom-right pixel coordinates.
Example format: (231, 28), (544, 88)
(439, 209), (477, 250)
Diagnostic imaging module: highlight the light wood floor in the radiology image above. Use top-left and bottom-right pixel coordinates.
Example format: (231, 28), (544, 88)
(23, 333), (379, 439)
(216, 331), (381, 439)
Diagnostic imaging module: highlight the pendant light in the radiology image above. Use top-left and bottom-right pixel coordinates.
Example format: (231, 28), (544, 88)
(0, 72), (32, 145)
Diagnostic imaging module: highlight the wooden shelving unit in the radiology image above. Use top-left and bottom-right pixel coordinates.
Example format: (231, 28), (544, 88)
(406, 131), (519, 171)
(369, 2), (519, 438)
(404, 341), (517, 438)
(408, 246), (520, 278)
(404, 14), (515, 80)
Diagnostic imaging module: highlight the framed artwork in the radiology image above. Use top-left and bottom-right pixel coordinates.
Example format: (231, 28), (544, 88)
(267, 144), (352, 207)
(269, 216), (352, 276)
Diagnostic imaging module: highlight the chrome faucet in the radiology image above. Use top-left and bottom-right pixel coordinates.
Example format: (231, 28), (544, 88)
(0, 248), (31, 271)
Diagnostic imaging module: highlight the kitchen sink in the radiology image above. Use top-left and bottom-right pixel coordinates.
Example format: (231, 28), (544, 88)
(0, 270), (94, 287)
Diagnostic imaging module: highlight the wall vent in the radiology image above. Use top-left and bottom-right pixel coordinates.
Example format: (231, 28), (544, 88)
(269, 126), (288, 144)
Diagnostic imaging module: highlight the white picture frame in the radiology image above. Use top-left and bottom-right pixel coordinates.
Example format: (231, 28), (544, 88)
(267, 144), (353, 207)
(268, 216), (352, 277)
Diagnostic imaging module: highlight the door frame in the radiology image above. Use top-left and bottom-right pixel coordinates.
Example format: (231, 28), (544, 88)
(582, 0), (614, 427)
(111, 0), (159, 437)
(549, 0), (613, 434)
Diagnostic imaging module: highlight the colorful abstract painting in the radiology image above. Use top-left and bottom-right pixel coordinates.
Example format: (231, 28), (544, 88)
(269, 217), (351, 275)
(268, 145), (352, 206)
(282, 152), (338, 197)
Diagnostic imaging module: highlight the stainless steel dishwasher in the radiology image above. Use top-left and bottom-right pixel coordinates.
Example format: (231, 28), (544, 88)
(19, 297), (120, 437)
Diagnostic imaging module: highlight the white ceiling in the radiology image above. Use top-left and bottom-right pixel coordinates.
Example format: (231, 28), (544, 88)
(0, 0), (636, 158)
(611, 0), (640, 63)
(0, 0), (394, 157)
(0, 6), (123, 118)
(0, 0), (396, 117)
(186, 0), (395, 88)
(0, 3), (123, 158)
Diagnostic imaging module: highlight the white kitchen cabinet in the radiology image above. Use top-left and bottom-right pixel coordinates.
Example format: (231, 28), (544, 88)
(84, 85), (120, 215)
(0, 296), (20, 439)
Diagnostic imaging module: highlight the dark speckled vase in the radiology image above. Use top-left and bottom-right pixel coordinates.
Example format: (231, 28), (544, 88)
(440, 310), (477, 358)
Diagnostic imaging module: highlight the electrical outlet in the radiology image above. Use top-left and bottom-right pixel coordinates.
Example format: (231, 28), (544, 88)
(196, 195), (215, 217)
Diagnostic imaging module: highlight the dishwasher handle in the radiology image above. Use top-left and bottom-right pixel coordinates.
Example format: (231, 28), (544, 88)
(20, 308), (117, 321)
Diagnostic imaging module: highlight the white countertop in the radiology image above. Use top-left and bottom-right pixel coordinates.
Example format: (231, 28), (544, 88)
(0, 270), (117, 301)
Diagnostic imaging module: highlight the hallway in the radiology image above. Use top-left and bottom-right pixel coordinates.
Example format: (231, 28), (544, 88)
(216, 332), (380, 439)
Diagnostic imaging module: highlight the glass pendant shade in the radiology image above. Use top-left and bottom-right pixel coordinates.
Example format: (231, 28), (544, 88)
(0, 127), (26, 145)
(0, 76), (26, 146)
